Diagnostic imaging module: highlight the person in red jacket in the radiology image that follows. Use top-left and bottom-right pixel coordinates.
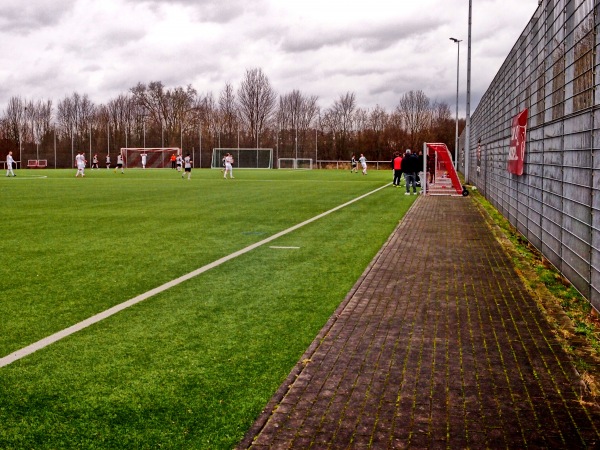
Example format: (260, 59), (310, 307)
(392, 152), (403, 187)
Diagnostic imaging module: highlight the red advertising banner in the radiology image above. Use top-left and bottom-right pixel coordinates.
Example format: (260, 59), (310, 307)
(507, 108), (528, 176)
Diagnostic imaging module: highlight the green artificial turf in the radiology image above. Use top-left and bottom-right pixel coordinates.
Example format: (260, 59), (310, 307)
(0, 168), (416, 449)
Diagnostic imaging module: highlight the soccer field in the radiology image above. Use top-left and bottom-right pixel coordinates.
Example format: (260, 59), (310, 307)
(0, 168), (416, 448)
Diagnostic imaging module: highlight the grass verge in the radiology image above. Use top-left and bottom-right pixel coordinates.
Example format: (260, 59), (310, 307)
(469, 187), (600, 399)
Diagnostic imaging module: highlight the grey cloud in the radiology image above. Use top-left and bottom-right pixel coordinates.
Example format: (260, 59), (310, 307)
(63, 27), (146, 58)
(124, 0), (261, 23)
(280, 18), (444, 54)
(81, 64), (103, 73)
(0, 0), (76, 33)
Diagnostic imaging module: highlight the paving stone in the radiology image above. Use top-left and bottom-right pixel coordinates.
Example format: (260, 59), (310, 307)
(237, 196), (600, 449)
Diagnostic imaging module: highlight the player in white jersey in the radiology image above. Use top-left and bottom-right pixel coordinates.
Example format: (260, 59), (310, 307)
(114, 153), (124, 173)
(141, 153), (147, 169)
(182, 154), (192, 180)
(5, 151), (15, 177)
(176, 155), (183, 172)
(75, 151), (87, 177)
(224, 153), (234, 179)
(359, 154), (367, 175)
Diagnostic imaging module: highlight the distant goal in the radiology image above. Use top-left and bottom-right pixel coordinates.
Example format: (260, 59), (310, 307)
(211, 148), (273, 169)
(277, 158), (313, 170)
(121, 148), (181, 169)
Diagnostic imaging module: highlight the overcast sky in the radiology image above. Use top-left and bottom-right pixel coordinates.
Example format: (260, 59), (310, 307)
(0, 0), (539, 116)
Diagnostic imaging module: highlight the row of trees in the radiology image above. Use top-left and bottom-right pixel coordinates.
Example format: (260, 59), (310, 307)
(0, 68), (464, 168)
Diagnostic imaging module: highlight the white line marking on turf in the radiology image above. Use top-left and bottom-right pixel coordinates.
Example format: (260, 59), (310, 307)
(2, 175), (48, 180)
(0, 183), (392, 368)
(270, 246), (300, 249)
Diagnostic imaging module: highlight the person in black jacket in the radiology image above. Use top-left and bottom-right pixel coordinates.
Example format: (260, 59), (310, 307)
(401, 149), (419, 195)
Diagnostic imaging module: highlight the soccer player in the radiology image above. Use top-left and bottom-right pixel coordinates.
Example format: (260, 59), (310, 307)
(141, 153), (147, 169)
(5, 151), (15, 177)
(224, 153), (234, 179)
(75, 151), (87, 177)
(91, 154), (99, 170)
(359, 153), (367, 175)
(176, 154), (183, 172)
(105, 154), (111, 169)
(182, 153), (192, 180)
(114, 153), (124, 173)
(350, 154), (358, 173)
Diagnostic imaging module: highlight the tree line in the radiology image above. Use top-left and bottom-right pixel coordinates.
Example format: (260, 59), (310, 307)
(0, 68), (464, 168)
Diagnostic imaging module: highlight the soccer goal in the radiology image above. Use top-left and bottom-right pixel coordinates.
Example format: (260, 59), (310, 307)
(211, 148), (273, 169)
(121, 148), (181, 169)
(277, 158), (313, 170)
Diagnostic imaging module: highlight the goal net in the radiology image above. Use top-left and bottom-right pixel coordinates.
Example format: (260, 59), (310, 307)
(211, 148), (273, 169)
(277, 158), (313, 170)
(121, 148), (181, 169)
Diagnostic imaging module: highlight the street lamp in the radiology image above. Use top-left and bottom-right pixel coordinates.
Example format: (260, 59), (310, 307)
(450, 37), (462, 168)
(465, 0), (473, 184)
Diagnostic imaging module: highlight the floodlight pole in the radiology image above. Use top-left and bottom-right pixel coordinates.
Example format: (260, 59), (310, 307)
(450, 37), (461, 169)
(315, 128), (318, 166)
(464, 0), (472, 184)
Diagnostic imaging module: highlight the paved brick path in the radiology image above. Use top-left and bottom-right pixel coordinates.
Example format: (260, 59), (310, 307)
(239, 196), (600, 449)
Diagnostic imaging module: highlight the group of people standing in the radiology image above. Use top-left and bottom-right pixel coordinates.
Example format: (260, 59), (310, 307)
(392, 149), (422, 195)
(349, 149), (422, 195)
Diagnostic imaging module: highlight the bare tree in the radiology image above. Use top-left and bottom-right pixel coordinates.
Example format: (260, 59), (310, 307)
(326, 92), (356, 159)
(130, 81), (197, 147)
(106, 94), (135, 151)
(397, 90), (431, 150)
(26, 100), (53, 158)
(56, 92), (95, 162)
(3, 97), (27, 151)
(429, 101), (458, 153)
(277, 90), (319, 158)
(237, 68), (277, 147)
(219, 82), (239, 148)
(368, 105), (389, 159)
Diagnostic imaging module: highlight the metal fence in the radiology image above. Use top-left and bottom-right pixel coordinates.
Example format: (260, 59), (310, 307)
(458, 0), (600, 311)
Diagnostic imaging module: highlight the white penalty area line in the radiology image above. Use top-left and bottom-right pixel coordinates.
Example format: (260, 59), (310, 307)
(270, 246), (300, 249)
(0, 182), (392, 369)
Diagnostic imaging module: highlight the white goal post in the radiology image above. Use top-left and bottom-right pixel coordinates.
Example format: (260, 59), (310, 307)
(277, 158), (313, 170)
(211, 148), (273, 169)
(121, 148), (181, 169)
